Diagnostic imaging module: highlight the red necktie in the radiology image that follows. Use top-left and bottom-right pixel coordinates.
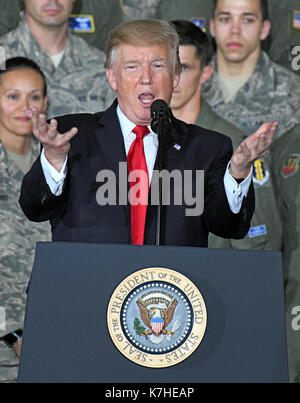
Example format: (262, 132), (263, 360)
(127, 125), (150, 245)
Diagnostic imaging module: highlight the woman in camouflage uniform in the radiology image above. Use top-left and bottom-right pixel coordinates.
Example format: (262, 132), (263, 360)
(0, 57), (51, 382)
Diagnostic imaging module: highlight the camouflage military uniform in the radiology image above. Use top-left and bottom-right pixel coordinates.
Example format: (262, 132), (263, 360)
(203, 50), (300, 381)
(0, 138), (51, 383)
(155, 0), (213, 33)
(155, 0), (300, 75)
(0, 21), (115, 118)
(196, 100), (283, 251)
(0, 0), (125, 52)
(270, 125), (300, 383)
(203, 51), (300, 137)
(201, 51), (300, 253)
(0, 0), (163, 51)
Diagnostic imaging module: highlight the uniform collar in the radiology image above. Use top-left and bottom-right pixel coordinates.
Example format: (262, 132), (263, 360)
(18, 21), (80, 74)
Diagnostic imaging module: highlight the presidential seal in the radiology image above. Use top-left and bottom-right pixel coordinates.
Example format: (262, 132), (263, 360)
(107, 268), (207, 368)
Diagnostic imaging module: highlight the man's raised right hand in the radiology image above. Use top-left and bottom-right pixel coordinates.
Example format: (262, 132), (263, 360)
(25, 107), (78, 172)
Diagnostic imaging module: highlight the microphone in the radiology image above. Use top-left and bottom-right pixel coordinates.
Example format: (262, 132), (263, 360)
(150, 99), (172, 133)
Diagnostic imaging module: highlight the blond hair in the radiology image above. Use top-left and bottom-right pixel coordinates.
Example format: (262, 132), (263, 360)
(105, 19), (181, 75)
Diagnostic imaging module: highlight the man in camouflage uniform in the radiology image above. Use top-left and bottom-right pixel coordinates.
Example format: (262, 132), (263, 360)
(0, 0), (125, 52)
(270, 125), (300, 383)
(0, 137), (51, 383)
(202, 0), (300, 137)
(0, 0), (162, 51)
(0, 0), (115, 118)
(1, 1), (299, 73)
(170, 19), (244, 148)
(201, 0), (298, 250)
(156, 0), (300, 75)
(202, 0), (300, 381)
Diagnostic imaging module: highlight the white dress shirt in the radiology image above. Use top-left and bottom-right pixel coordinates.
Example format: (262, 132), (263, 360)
(40, 105), (252, 214)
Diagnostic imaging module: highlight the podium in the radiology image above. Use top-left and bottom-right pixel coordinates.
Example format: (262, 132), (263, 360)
(18, 242), (288, 383)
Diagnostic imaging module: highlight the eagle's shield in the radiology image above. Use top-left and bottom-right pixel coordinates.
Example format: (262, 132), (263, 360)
(150, 318), (164, 335)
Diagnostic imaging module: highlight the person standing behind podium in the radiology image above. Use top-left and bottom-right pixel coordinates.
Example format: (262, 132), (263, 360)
(19, 19), (277, 249)
(0, 57), (51, 383)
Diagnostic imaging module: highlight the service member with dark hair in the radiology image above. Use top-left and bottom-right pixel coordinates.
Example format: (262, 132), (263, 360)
(0, 57), (51, 383)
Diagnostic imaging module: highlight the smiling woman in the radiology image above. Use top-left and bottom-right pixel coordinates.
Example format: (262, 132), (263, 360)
(0, 56), (51, 383)
(0, 57), (47, 158)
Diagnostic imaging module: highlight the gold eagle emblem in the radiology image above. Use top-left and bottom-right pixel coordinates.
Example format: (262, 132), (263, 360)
(136, 297), (178, 338)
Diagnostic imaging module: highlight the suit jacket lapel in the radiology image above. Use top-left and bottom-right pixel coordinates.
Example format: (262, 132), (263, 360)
(94, 100), (131, 235)
(94, 100), (127, 176)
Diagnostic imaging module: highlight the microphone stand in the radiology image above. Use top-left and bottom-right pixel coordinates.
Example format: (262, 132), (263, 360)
(155, 114), (168, 246)
(150, 99), (171, 246)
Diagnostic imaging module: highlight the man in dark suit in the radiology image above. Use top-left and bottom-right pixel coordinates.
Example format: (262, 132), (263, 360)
(19, 19), (277, 247)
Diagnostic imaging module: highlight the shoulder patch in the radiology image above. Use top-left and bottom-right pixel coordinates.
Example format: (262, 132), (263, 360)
(281, 153), (300, 178)
(293, 10), (300, 30)
(248, 225), (267, 238)
(252, 158), (270, 185)
(69, 15), (95, 33)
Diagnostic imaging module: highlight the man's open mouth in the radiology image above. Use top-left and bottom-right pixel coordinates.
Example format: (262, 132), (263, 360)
(138, 93), (155, 106)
